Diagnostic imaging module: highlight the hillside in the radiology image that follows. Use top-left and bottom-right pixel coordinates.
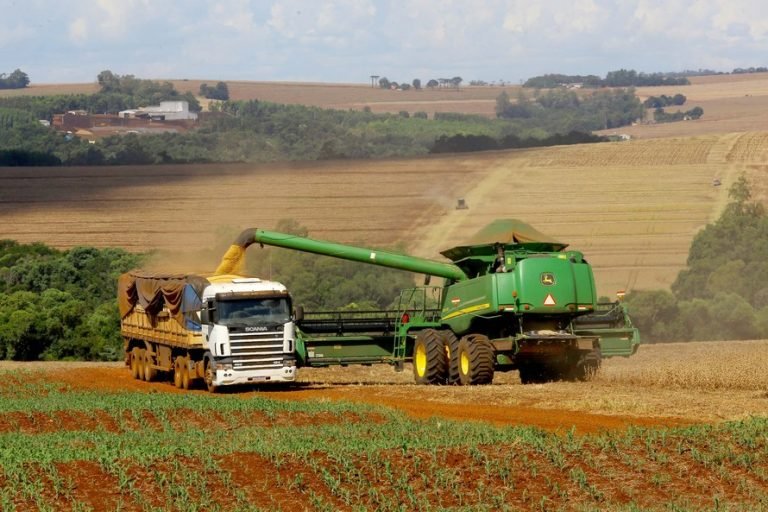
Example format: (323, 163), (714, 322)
(6, 73), (768, 134)
(5, 132), (768, 295)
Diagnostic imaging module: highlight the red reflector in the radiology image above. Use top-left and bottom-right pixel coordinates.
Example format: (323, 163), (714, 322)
(401, 313), (410, 324)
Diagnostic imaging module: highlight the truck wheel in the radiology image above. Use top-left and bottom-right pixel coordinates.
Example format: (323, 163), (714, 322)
(143, 350), (156, 382)
(204, 357), (218, 393)
(173, 357), (184, 388)
(181, 356), (191, 390)
(456, 335), (495, 385)
(412, 329), (448, 385)
(137, 349), (146, 380)
(440, 330), (461, 385)
(130, 348), (141, 379)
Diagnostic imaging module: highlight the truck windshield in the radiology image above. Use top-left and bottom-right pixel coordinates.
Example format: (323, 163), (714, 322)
(217, 297), (291, 326)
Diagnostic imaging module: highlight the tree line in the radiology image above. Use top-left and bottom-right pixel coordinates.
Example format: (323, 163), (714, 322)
(0, 69), (30, 89)
(524, 69), (690, 88)
(1, 78), (632, 165)
(0, 220), (413, 361)
(377, 77), (462, 90)
(626, 176), (768, 342)
(495, 88), (645, 130)
(643, 94), (686, 108)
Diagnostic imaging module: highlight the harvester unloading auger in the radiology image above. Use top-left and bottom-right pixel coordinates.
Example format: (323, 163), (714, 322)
(218, 219), (639, 385)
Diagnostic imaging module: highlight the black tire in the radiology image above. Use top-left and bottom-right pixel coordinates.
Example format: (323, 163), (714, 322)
(204, 356), (218, 393)
(440, 330), (461, 385)
(456, 335), (495, 385)
(173, 356), (184, 389)
(412, 329), (448, 385)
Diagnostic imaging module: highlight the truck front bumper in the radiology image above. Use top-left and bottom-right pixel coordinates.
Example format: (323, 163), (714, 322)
(213, 364), (297, 386)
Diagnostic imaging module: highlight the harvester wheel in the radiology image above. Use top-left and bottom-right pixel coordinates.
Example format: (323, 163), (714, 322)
(173, 356), (184, 389)
(456, 335), (495, 385)
(143, 349), (156, 382)
(440, 330), (461, 385)
(412, 329), (448, 385)
(181, 356), (191, 390)
(130, 348), (141, 379)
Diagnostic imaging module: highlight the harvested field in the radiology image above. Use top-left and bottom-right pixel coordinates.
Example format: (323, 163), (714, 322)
(4, 132), (768, 294)
(0, 339), (767, 511)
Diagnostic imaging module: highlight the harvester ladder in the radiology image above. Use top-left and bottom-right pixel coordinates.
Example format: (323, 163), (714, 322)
(393, 286), (442, 370)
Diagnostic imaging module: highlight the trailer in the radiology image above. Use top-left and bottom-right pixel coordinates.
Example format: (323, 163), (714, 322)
(119, 271), (298, 391)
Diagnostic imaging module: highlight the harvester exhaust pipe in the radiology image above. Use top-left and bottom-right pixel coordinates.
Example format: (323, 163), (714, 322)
(214, 228), (258, 276)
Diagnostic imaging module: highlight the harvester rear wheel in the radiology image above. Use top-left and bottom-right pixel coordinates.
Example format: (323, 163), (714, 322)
(456, 335), (495, 385)
(143, 349), (156, 382)
(130, 348), (141, 379)
(173, 356), (184, 388)
(440, 331), (461, 385)
(412, 329), (448, 385)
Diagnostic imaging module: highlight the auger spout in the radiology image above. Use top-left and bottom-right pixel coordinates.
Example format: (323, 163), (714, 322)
(216, 228), (468, 281)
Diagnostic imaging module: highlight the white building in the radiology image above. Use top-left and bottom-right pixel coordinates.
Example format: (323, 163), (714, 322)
(119, 101), (197, 121)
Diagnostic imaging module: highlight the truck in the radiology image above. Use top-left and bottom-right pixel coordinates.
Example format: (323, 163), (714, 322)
(213, 219), (640, 386)
(118, 271), (298, 392)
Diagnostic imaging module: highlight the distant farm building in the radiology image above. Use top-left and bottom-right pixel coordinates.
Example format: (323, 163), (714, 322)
(52, 101), (198, 139)
(119, 101), (197, 121)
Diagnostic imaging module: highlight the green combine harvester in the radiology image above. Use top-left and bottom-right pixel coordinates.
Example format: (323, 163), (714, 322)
(219, 219), (639, 385)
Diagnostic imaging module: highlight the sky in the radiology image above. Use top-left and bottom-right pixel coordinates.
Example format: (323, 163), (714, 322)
(2, 0), (768, 85)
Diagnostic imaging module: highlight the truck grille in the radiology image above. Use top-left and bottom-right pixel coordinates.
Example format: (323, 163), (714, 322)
(228, 330), (285, 371)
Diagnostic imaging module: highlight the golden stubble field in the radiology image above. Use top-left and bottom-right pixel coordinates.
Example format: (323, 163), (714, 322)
(5, 131), (768, 295)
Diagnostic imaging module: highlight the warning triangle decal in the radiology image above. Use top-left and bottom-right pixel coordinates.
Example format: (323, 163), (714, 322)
(543, 294), (556, 306)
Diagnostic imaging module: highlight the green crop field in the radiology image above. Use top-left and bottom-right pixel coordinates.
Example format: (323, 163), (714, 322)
(0, 371), (766, 511)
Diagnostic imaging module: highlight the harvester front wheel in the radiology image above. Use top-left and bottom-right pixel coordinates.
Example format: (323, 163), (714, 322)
(173, 356), (184, 388)
(456, 335), (495, 385)
(412, 329), (448, 385)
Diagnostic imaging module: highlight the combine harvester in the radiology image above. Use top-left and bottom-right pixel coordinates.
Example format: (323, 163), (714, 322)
(217, 219), (640, 386)
(119, 219), (638, 390)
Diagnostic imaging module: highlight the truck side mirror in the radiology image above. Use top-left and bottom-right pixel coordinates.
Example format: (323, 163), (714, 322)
(294, 305), (304, 322)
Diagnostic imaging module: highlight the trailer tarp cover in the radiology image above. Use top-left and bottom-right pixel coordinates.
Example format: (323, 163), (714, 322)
(118, 271), (210, 329)
(440, 219), (568, 261)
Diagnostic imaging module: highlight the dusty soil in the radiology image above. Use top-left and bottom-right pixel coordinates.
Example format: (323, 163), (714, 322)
(9, 339), (768, 433)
